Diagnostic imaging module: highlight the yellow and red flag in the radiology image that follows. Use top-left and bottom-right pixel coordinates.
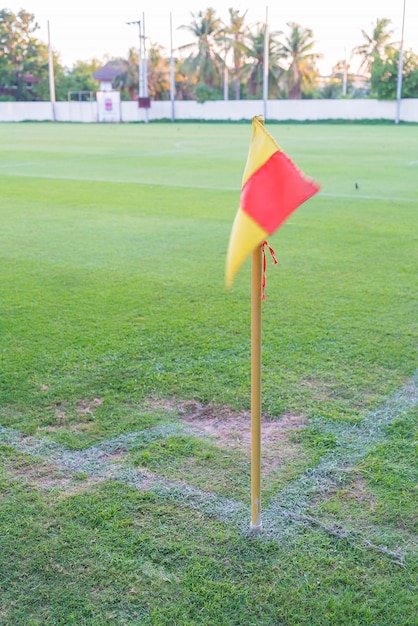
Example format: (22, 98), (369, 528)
(225, 116), (320, 288)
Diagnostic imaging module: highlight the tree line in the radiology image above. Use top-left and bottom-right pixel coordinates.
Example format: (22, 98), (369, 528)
(1, 7), (417, 103)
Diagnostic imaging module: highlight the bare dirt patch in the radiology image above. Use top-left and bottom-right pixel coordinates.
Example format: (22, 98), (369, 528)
(7, 460), (73, 490)
(53, 401), (67, 422)
(76, 398), (103, 416)
(39, 397), (104, 434)
(42, 398), (103, 431)
(312, 475), (377, 511)
(142, 397), (180, 414)
(39, 421), (97, 434)
(340, 476), (377, 509)
(177, 400), (307, 471)
(6, 458), (108, 496)
(141, 398), (308, 473)
(55, 476), (107, 499)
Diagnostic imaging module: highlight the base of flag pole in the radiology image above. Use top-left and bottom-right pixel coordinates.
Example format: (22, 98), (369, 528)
(250, 522), (262, 533)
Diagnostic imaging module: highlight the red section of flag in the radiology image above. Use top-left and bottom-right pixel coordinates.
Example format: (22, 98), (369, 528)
(240, 151), (320, 235)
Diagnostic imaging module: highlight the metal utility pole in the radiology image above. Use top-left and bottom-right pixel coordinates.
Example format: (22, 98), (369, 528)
(263, 6), (269, 121)
(224, 55), (229, 101)
(170, 13), (175, 122)
(127, 20), (142, 95)
(223, 34), (229, 101)
(47, 20), (56, 121)
(127, 18), (149, 122)
(142, 13), (148, 102)
(395, 0), (407, 124)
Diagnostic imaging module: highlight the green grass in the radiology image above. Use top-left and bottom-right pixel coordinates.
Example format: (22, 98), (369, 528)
(0, 122), (417, 624)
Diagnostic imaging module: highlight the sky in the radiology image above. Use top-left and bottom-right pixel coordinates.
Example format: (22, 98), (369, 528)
(7, 1), (418, 75)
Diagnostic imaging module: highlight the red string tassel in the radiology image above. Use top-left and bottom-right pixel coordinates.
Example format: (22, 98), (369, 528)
(261, 241), (278, 301)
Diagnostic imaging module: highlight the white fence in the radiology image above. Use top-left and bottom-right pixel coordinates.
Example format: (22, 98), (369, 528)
(1, 98), (417, 123)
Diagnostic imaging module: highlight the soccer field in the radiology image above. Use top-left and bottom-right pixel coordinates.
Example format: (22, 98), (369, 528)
(0, 122), (417, 624)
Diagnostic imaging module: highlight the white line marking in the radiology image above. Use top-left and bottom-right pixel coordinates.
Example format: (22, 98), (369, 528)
(0, 171), (238, 191)
(263, 371), (418, 534)
(0, 370), (416, 561)
(0, 170), (416, 202)
(320, 192), (416, 203)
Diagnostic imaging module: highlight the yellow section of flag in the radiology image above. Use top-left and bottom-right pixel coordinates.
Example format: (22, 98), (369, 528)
(241, 116), (280, 186)
(226, 117), (277, 288)
(225, 209), (267, 288)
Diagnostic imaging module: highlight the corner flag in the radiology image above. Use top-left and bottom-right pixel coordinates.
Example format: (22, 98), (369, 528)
(225, 116), (320, 288)
(225, 116), (320, 532)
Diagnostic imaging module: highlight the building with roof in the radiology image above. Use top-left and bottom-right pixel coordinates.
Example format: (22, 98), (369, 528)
(93, 60), (127, 92)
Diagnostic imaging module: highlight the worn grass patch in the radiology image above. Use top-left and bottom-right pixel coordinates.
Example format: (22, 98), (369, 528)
(0, 446), (105, 496)
(130, 434), (251, 500)
(313, 407), (418, 537)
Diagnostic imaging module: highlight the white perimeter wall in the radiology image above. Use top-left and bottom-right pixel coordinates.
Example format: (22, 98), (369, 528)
(1, 99), (417, 123)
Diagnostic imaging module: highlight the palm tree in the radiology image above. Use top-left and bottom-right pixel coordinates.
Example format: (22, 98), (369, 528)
(353, 18), (394, 74)
(116, 49), (137, 100)
(223, 8), (249, 99)
(179, 8), (223, 89)
(147, 44), (170, 100)
(279, 22), (320, 99)
(173, 56), (195, 100)
(243, 23), (284, 98)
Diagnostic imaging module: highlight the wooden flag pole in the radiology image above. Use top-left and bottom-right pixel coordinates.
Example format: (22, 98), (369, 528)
(250, 245), (263, 532)
(225, 115), (319, 532)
